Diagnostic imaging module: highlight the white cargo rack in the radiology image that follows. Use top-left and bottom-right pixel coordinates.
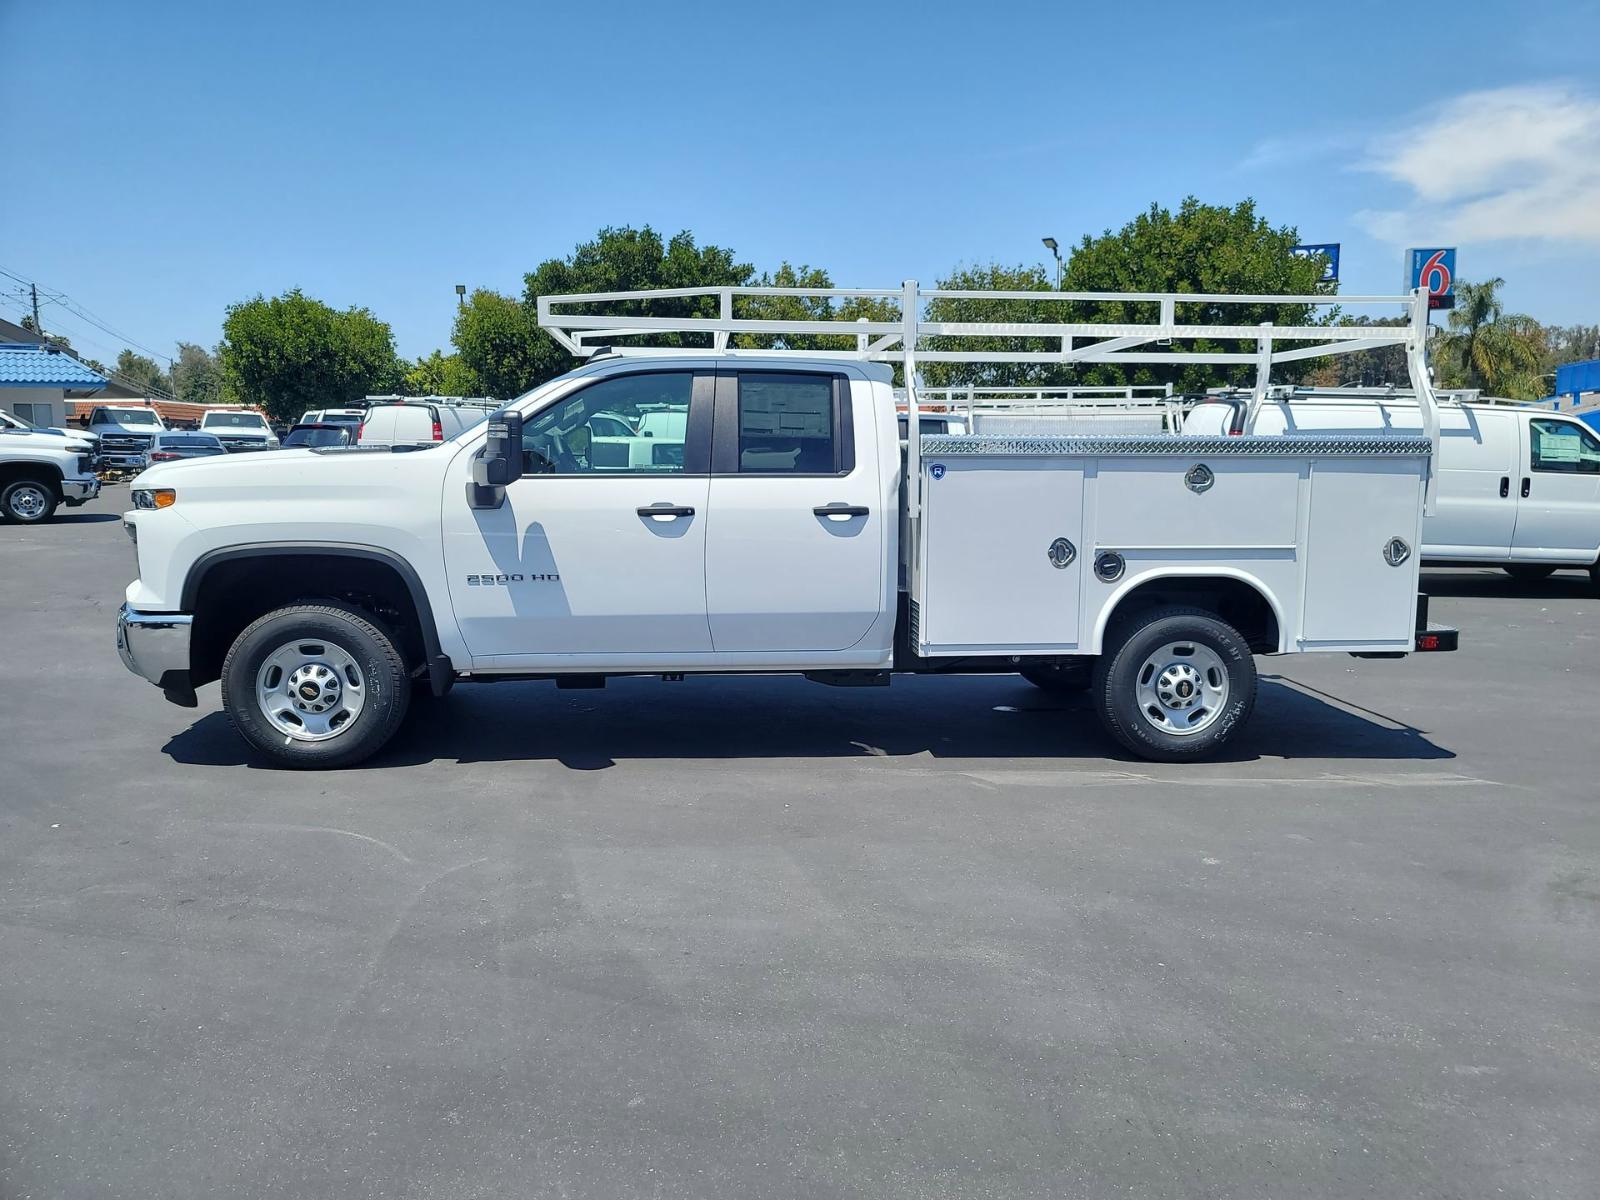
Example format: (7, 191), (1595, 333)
(538, 281), (1442, 509)
(902, 385), (1184, 434)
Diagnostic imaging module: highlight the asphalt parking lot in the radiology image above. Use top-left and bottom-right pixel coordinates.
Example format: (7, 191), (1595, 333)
(2, 483), (1597, 1200)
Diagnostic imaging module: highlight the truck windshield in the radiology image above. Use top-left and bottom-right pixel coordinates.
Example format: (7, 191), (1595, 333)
(107, 409), (160, 425)
(202, 412), (268, 429)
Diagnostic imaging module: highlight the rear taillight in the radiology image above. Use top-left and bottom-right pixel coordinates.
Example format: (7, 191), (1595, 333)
(356, 422), (365, 440)
(432, 418), (443, 441)
(150, 451), (180, 461)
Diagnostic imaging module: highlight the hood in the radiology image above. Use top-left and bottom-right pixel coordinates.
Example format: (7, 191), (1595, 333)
(0, 428), (92, 451)
(133, 442), (449, 489)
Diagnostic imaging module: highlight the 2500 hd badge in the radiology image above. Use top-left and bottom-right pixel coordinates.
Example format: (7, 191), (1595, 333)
(464, 572), (561, 585)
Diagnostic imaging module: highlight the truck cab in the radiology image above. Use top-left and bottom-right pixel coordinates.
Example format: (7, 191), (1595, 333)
(87, 405), (167, 469)
(198, 408), (279, 452)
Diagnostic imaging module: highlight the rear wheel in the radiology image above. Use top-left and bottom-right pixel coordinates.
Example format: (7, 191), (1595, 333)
(1, 478), (58, 524)
(1020, 662), (1093, 695)
(221, 603), (411, 769)
(1503, 565), (1557, 582)
(1093, 607), (1256, 762)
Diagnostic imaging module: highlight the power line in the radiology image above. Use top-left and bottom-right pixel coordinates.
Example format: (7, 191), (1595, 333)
(0, 295), (178, 402)
(0, 264), (176, 366)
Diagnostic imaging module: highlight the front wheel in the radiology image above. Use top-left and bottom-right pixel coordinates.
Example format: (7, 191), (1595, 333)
(1, 478), (59, 524)
(1503, 565), (1557, 582)
(221, 603), (411, 769)
(1093, 607), (1257, 762)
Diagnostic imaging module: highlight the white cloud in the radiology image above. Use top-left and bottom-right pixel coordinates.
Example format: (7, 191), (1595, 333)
(1354, 83), (1600, 245)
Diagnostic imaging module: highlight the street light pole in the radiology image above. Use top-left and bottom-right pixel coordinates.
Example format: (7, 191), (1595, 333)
(1041, 237), (1062, 290)
(454, 284), (467, 309)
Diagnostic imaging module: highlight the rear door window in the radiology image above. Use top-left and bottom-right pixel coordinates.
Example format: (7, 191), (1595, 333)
(715, 372), (852, 475)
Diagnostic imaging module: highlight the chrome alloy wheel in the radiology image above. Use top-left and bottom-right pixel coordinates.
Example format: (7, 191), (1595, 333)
(255, 638), (367, 741)
(1133, 640), (1229, 737)
(7, 483), (49, 520)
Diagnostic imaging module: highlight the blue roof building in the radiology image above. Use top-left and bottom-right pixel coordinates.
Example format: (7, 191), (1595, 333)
(0, 341), (108, 429)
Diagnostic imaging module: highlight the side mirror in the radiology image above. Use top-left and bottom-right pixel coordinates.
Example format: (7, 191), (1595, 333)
(469, 409), (523, 508)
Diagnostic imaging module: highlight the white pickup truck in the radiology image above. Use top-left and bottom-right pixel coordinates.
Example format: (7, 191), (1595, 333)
(117, 283), (1458, 768)
(0, 425), (100, 522)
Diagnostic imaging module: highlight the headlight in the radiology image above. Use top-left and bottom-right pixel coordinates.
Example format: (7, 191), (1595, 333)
(131, 488), (176, 510)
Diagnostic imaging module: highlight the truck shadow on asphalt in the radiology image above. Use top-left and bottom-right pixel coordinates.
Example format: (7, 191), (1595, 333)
(162, 674), (1453, 770)
(1421, 569), (1596, 600)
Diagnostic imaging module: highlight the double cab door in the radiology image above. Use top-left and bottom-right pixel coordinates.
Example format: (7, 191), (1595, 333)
(442, 365), (882, 665)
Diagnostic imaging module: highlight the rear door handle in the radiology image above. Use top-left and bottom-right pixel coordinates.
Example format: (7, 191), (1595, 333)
(638, 503), (695, 522)
(1500, 476), (1510, 498)
(1521, 477), (1531, 498)
(814, 503), (869, 521)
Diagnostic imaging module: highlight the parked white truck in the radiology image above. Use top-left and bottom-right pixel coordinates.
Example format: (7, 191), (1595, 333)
(0, 425), (100, 522)
(117, 283), (1458, 768)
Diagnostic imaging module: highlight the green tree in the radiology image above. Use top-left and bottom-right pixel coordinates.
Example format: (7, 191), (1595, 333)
(732, 262), (899, 354)
(1432, 278), (1546, 400)
(920, 263), (1062, 388)
(219, 289), (402, 423)
(404, 349), (483, 396)
(454, 226), (754, 399)
(114, 348), (173, 397)
(1059, 197), (1332, 392)
(451, 289), (545, 402)
(170, 342), (223, 406)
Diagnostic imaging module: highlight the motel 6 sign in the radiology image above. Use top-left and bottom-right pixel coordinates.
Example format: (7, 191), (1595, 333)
(1407, 248), (1457, 310)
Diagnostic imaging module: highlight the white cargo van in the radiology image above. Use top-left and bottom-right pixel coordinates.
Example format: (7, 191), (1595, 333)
(1187, 392), (1600, 584)
(356, 400), (493, 447)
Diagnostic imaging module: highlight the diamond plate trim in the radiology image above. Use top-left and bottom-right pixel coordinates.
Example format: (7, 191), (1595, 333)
(920, 434), (1433, 457)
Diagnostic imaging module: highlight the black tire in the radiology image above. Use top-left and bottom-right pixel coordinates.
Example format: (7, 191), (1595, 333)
(1, 478), (59, 524)
(1093, 607), (1257, 762)
(1020, 662), (1093, 695)
(1503, 565), (1556, 582)
(221, 603), (411, 769)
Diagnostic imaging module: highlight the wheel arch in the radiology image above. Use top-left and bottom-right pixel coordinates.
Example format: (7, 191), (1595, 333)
(181, 543), (450, 692)
(1092, 568), (1286, 655)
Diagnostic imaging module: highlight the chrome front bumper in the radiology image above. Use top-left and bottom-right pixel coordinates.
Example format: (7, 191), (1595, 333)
(62, 477), (100, 502)
(117, 603), (193, 694)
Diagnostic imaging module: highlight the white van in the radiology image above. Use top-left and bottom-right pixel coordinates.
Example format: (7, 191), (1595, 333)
(1189, 395), (1600, 583)
(355, 401), (492, 447)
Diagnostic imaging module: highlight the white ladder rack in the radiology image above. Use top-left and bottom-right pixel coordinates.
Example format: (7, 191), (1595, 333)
(537, 281), (1441, 513)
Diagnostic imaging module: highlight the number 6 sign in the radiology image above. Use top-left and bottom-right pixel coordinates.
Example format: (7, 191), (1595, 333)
(1407, 248), (1457, 310)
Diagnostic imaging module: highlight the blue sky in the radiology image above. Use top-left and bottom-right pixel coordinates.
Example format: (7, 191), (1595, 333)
(3, 0), (1598, 365)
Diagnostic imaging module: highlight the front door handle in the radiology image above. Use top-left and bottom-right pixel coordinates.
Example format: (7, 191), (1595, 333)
(1521, 477), (1531, 498)
(1500, 476), (1510, 498)
(638, 503), (695, 522)
(814, 503), (869, 521)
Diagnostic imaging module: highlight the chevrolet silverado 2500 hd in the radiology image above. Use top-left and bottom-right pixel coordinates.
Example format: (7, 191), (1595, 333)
(117, 282), (1458, 768)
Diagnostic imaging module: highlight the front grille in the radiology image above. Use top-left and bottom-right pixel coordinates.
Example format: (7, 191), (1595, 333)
(101, 433), (153, 455)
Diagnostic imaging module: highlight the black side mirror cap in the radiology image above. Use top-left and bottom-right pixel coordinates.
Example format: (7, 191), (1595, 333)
(472, 409), (524, 487)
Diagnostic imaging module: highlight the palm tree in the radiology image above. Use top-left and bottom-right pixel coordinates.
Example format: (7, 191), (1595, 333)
(1432, 278), (1547, 400)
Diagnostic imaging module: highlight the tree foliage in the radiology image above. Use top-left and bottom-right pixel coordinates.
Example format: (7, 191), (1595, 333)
(732, 262), (899, 354)
(921, 263), (1061, 388)
(1061, 197), (1330, 392)
(115, 349), (173, 397)
(1432, 278), (1547, 400)
(170, 342), (222, 406)
(219, 289), (402, 423)
(404, 349), (483, 397)
(455, 226), (753, 400)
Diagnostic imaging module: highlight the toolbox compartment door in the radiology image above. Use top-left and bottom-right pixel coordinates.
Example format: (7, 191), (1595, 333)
(918, 456), (1085, 652)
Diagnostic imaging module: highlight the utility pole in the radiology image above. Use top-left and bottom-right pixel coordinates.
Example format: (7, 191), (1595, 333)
(30, 283), (42, 336)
